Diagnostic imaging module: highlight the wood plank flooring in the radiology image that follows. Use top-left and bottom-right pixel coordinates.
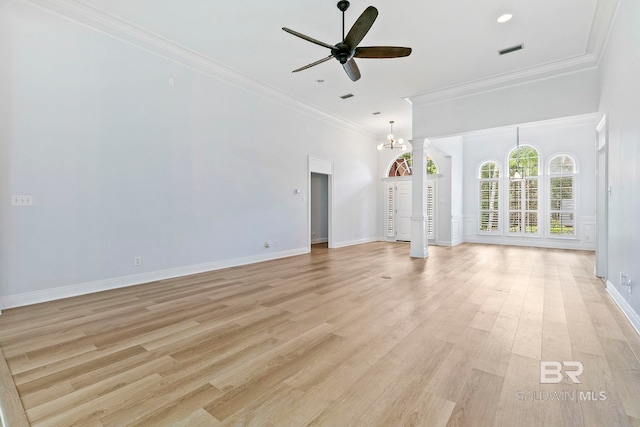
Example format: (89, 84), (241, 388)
(1, 242), (639, 426)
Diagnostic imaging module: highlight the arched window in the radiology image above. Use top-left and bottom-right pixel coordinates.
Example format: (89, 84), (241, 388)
(389, 153), (412, 177)
(478, 161), (500, 232)
(508, 145), (539, 234)
(548, 154), (577, 236)
(388, 153), (439, 177)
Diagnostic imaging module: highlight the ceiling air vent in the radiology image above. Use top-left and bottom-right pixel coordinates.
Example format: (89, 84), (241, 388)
(372, 111), (381, 115)
(498, 44), (524, 55)
(340, 93), (354, 99)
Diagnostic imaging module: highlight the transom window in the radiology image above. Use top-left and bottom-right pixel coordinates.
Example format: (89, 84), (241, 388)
(388, 153), (439, 177)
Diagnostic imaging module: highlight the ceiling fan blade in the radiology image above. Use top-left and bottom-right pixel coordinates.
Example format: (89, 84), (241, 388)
(292, 55), (334, 73)
(355, 46), (412, 59)
(342, 58), (361, 82)
(282, 27), (336, 50)
(344, 6), (378, 49)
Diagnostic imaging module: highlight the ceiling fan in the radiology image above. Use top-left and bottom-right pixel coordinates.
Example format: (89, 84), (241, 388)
(282, 1), (412, 82)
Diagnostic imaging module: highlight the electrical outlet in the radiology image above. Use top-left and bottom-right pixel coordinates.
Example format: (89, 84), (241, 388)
(620, 273), (632, 293)
(621, 272), (629, 286)
(264, 241), (270, 248)
(134, 256), (142, 266)
(11, 195), (33, 206)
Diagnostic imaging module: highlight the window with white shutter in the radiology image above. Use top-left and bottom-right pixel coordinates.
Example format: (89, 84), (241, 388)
(386, 184), (395, 238)
(508, 146), (539, 235)
(426, 183), (435, 239)
(549, 154), (576, 236)
(479, 161), (500, 232)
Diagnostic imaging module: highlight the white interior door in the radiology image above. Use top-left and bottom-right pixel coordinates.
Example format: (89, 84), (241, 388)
(395, 181), (411, 241)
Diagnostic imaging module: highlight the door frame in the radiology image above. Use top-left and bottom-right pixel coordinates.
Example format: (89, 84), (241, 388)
(595, 115), (608, 279)
(308, 157), (334, 250)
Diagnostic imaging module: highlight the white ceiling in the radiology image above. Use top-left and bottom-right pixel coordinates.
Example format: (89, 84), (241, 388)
(72, 0), (614, 139)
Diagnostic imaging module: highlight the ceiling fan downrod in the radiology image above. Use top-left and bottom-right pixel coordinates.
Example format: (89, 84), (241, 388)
(337, 1), (350, 41)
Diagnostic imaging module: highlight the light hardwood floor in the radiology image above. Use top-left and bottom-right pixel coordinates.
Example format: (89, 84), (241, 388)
(1, 242), (639, 426)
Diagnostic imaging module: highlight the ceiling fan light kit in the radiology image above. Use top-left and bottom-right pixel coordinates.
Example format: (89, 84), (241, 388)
(282, 1), (412, 82)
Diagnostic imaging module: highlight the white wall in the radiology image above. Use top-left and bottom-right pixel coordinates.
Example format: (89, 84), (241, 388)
(598, 0), (640, 330)
(411, 67), (599, 138)
(462, 116), (597, 250)
(429, 136), (464, 246)
(0, 3), (378, 308)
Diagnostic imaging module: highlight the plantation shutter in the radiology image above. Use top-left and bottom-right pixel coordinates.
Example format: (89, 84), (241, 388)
(426, 183), (435, 239)
(386, 184), (395, 238)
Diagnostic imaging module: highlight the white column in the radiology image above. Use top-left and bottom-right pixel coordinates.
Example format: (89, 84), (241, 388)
(410, 138), (429, 258)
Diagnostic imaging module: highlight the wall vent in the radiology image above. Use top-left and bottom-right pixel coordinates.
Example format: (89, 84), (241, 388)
(340, 93), (354, 99)
(498, 44), (524, 55)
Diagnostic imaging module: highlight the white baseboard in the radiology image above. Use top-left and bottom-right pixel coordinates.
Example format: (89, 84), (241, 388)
(0, 247), (309, 311)
(311, 237), (328, 244)
(436, 239), (465, 247)
(331, 237), (378, 249)
(606, 280), (640, 336)
(463, 236), (596, 251)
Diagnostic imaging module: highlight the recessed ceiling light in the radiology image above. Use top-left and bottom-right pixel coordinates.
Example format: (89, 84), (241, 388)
(497, 13), (513, 23)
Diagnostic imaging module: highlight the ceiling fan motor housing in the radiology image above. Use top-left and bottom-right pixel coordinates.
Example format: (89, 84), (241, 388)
(332, 43), (355, 64)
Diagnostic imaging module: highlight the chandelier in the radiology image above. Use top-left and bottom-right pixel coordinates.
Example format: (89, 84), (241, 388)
(377, 121), (407, 151)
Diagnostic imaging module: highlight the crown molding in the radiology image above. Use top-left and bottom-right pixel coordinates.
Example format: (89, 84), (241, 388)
(460, 112), (601, 142)
(587, 0), (620, 65)
(412, 112), (601, 142)
(409, 54), (598, 106)
(18, 0), (376, 139)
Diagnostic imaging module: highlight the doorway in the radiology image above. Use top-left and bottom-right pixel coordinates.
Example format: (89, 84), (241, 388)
(308, 157), (333, 251)
(385, 179), (437, 243)
(310, 172), (329, 246)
